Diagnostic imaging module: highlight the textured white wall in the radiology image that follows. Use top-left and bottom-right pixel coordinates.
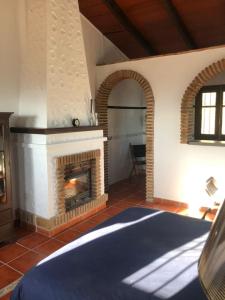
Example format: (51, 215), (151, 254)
(97, 46), (225, 206)
(108, 79), (145, 184)
(16, 0), (47, 128)
(16, 0), (92, 128)
(80, 15), (128, 98)
(0, 0), (19, 122)
(7, 0), (127, 128)
(47, 0), (92, 127)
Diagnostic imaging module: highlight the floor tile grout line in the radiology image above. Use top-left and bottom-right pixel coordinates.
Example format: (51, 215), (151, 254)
(0, 241), (31, 258)
(2, 263), (24, 276)
(16, 231), (37, 242)
(3, 249), (31, 266)
(32, 238), (65, 251)
(16, 235), (52, 252)
(0, 242), (33, 265)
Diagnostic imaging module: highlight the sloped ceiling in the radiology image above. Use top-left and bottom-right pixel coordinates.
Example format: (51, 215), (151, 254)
(79, 0), (225, 59)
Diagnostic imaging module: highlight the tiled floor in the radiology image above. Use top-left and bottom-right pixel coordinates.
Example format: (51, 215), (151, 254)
(0, 176), (216, 299)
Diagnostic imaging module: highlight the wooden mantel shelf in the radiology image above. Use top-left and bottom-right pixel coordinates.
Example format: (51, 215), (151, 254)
(10, 126), (103, 135)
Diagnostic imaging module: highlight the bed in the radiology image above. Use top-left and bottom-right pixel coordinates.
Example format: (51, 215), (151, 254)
(11, 204), (225, 300)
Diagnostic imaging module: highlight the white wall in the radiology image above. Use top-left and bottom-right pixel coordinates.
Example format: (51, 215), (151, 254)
(80, 14), (128, 98)
(46, 1), (92, 128)
(16, 0), (47, 128)
(206, 71), (225, 85)
(0, 0), (19, 123)
(96, 46), (225, 207)
(108, 79), (145, 184)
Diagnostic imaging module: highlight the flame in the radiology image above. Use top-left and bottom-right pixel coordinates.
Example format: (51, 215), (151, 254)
(64, 178), (78, 189)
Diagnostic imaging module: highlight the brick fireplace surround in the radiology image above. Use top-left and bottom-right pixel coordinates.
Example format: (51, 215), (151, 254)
(12, 127), (107, 237)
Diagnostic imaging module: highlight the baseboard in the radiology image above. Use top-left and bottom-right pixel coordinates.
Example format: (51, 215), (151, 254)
(16, 194), (108, 237)
(153, 197), (188, 208)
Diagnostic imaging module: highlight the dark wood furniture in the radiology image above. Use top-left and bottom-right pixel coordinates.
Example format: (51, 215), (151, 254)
(0, 113), (13, 244)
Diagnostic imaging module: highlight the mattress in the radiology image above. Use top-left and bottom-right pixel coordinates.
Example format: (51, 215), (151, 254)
(11, 207), (211, 300)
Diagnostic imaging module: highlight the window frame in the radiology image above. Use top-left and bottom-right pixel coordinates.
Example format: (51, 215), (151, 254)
(194, 84), (225, 141)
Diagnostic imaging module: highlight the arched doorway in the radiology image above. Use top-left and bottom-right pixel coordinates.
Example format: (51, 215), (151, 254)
(95, 70), (154, 202)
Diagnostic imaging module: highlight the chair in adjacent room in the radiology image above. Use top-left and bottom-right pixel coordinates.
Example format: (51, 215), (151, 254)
(129, 143), (146, 179)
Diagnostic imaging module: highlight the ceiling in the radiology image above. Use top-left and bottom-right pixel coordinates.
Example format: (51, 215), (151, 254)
(78, 0), (225, 59)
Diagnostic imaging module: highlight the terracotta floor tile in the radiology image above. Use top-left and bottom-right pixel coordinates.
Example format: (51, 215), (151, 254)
(108, 192), (121, 200)
(107, 198), (122, 207)
(8, 251), (45, 274)
(205, 213), (215, 222)
(89, 213), (111, 224)
(134, 190), (145, 196)
(151, 204), (179, 213)
(34, 239), (64, 256)
(113, 200), (135, 209)
(0, 265), (21, 289)
(176, 208), (210, 220)
(0, 243), (27, 263)
(17, 233), (49, 249)
(0, 292), (12, 300)
(109, 190), (131, 200)
(54, 230), (81, 243)
(137, 201), (155, 208)
(125, 196), (143, 204)
(70, 221), (96, 233)
(176, 208), (189, 216)
(14, 226), (34, 240)
(108, 194), (125, 202)
(104, 206), (125, 216)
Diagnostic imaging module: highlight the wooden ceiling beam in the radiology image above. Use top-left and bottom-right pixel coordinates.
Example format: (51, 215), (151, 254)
(162, 0), (197, 49)
(102, 0), (157, 56)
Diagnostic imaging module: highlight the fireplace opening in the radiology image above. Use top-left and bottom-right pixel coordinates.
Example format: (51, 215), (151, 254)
(64, 161), (92, 212)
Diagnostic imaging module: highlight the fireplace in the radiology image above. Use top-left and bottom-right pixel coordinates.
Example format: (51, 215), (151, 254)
(13, 127), (107, 236)
(64, 161), (92, 212)
(56, 149), (103, 217)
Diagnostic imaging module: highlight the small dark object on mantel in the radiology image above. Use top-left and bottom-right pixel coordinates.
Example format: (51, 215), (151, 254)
(72, 118), (80, 127)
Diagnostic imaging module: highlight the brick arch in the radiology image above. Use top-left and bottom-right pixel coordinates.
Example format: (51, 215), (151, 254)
(181, 58), (225, 143)
(95, 69), (154, 202)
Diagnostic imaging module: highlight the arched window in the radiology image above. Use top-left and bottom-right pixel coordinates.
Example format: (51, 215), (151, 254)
(195, 85), (225, 140)
(180, 58), (225, 144)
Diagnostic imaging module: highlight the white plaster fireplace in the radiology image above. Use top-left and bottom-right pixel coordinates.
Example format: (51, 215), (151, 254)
(10, 0), (109, 236)
(12, 128), (107, 235)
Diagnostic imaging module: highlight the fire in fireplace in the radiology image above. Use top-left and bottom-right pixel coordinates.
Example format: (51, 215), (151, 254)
(64, 161), (92, 212)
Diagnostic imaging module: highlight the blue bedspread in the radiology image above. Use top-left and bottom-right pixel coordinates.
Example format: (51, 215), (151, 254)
(11, 207), (210, 300)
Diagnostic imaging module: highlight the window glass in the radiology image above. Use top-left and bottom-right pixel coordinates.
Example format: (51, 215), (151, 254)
(202, 92), (216, 106)
(195, 86), (225, 140)
(201, 107), (216, 134)
(222, 107), (225, 135)
(222, 92), (225, 135)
